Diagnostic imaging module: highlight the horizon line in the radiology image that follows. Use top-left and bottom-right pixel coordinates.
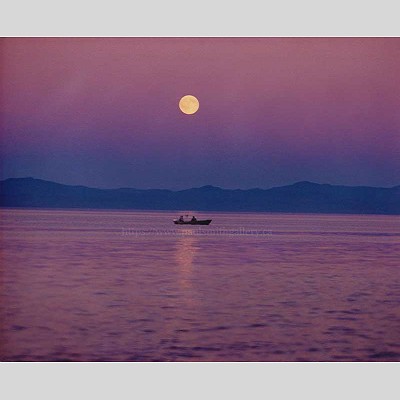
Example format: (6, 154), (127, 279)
(2, 176), (399, 192)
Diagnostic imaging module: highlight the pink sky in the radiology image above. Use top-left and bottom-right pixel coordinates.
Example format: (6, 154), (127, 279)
(1, 38), (399, 189)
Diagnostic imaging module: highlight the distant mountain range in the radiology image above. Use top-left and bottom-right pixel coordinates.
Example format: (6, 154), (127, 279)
(1, 177), (400, 215)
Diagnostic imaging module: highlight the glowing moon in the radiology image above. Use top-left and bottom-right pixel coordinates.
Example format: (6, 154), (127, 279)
(179, 95), (199, 115)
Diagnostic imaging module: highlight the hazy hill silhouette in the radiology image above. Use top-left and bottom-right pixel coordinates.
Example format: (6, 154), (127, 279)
(1, 177), (399, 215)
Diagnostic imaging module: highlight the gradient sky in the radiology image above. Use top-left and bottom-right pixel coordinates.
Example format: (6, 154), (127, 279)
(1, 38), (399, 189)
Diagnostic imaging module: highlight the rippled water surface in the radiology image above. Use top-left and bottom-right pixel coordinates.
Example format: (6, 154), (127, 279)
(1, 209), (399, 361)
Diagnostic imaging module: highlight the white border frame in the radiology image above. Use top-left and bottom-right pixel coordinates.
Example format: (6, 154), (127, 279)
(1, 0), (400, 37)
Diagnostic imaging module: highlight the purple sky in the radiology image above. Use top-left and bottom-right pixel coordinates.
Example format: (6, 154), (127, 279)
(1, 38), (399, 189)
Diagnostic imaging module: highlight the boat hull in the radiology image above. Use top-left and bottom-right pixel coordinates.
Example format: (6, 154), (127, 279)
(173, 219), (212, 225)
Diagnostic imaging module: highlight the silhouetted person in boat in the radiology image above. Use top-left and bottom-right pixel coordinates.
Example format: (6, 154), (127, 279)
(178, 216), (184, 223)
(191, 216), (197, 222)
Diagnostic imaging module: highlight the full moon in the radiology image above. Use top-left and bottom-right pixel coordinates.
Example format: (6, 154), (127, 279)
(179, 95), (199, 115)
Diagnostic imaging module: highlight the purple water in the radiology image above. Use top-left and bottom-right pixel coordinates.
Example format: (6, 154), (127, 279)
(1, 208), (399, 361)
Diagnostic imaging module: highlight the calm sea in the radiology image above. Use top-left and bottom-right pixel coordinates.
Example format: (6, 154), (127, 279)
(1, 208), (399, 361)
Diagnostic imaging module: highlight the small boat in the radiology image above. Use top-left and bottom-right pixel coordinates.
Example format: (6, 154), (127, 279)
(173, 216), (212, 225)
(174, 219), (212, 225)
